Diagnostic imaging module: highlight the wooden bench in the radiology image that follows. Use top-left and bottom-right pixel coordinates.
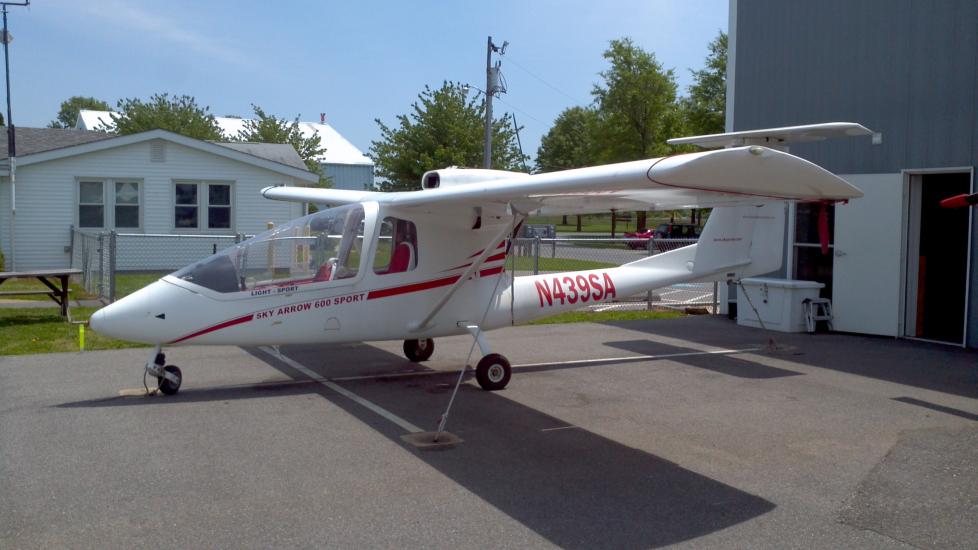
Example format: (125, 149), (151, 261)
(0, 269), (83, 316)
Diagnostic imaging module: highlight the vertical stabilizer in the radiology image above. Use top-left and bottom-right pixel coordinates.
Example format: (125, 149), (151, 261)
(691, 202), (786, 279)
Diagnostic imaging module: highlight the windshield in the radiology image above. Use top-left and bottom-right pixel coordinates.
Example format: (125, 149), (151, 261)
(172, 204), (366, 293)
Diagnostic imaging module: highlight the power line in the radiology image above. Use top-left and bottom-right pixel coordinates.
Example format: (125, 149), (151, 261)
(504, 54), (589, 106)
(493, 95), (547, 127)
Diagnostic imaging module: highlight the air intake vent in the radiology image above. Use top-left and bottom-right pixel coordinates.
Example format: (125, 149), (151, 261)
(150, 141), (166, 162)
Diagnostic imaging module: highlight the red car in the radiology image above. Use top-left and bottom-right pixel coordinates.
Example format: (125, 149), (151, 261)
(625, 223), (701, 249)
(624, 227), (655, 249)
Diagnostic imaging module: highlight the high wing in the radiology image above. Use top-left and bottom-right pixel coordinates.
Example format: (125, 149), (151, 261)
(262, 146), (863, 214)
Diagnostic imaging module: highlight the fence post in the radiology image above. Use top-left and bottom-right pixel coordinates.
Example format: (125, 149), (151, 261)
(108, 230), (117, 302)
(533, 236), (540, 275)
(647, 236), (654, 256)
(96, 232), (105, 300)
(713, 281), (719, 315)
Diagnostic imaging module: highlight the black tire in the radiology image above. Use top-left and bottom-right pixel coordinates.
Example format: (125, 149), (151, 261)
(403, 338), (435, 362)
(475, 353), (511, 391)
(158, 365), (182, 395)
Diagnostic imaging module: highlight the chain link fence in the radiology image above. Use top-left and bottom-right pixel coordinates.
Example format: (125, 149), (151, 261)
(70, 229), (715, 311)
(70, 228), (247, 302)
(69, 229), (114, 300)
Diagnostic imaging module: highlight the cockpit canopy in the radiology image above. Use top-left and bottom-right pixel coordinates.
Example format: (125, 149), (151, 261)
(172, 204), (366, 293)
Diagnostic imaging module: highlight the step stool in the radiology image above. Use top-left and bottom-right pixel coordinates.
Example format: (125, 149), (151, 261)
(803, 298), (833, 333)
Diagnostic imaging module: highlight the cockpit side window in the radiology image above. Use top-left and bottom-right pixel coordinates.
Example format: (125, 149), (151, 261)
(374, 217), (419, 275)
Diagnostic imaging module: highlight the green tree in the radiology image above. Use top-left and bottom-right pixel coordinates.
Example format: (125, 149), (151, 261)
(592, 37), (680, 162)
(235, 105), (326, 176)
(103, 93), (223, 140)
(536, 106), (601, 229)
(682, 31), (727, 136)
(592, 38), (680, 230)
(536, 106), (600, 173)
(48, 96), (111, 128)
(369, 81), (527, 192)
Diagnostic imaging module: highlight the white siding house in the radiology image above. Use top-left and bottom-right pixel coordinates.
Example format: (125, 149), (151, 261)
(76, 110), (375, 191)
(0, 128), (318, 272)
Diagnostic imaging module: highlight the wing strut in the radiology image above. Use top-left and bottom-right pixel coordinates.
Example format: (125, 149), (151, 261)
(409, 214), (523, 331)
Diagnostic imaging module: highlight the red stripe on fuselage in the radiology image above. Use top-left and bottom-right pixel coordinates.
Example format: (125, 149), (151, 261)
(169, 313), (255, 344)
(479, 266), (505, 277)
(367, 267), (505, 301)
(367, 275), (461, 300)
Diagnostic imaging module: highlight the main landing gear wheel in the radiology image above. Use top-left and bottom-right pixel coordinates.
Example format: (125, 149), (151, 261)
(403, 338), (435, 362)
(158, 365), (182, 395)
(475, 353), (511, 391)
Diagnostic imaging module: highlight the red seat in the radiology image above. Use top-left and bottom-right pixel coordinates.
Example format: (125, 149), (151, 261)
(313, 262), (333, 281)
(388, 242), (414, 273)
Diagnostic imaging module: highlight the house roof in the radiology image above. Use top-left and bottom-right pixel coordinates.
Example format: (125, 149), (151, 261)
(77, 110), (374, 166)
(0, 128), (319, 184)
(214, 142), (308, 171)
(0, 127), (115, 159)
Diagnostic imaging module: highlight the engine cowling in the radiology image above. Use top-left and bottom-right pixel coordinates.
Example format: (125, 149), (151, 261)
(421, 167), (529, 189)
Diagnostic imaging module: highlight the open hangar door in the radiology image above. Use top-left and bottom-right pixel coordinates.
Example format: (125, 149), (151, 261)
(903, 170), (972, 345)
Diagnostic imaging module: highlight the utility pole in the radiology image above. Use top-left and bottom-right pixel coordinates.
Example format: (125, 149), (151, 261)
(483, 36), (507, 169)
(1, 1), (27, 271)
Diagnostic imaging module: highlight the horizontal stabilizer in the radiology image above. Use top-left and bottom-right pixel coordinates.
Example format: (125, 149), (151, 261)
(667, 122), (872, 149)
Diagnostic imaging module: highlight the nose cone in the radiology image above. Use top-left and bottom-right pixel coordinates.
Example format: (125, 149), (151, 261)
(89, 280), (167, 343)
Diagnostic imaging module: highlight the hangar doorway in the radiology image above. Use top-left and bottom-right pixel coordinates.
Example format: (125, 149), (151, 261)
(904, 171), (972, 345)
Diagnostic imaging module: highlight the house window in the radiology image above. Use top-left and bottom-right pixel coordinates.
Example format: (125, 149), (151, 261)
(78, 180), (105, 228)
(174, 181), (233, 231)
(114, 181), (140, 229)
(208, 183), (231, 229)
(78, 179), (141, 229)
(174, 183), (198, 228)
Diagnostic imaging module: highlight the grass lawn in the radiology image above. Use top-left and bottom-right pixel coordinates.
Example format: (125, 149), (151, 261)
(115, 272), (169, 297)
(529, 213), (706, 235)
(0, 307), (147, 355)
(529, 214), (674, 234)
(525, 308), (684, 325)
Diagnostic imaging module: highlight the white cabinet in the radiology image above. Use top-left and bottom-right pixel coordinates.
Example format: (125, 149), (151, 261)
(737, 277), (824, 332)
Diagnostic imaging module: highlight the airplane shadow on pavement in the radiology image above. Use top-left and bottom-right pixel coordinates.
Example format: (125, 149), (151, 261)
(249, 343), (775, 549)
(57, 341), (775, 548)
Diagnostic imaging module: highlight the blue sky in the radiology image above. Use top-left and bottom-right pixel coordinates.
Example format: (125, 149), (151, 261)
(13, 0), (727, 163)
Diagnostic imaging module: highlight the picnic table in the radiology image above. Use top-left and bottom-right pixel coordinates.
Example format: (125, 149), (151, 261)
(0, 268), (82, 316)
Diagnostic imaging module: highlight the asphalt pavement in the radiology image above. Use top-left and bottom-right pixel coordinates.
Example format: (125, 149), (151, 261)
(2, 316), (976, 549)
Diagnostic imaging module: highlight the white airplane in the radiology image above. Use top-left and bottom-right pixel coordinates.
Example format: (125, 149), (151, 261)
(90, 124), (867, 396)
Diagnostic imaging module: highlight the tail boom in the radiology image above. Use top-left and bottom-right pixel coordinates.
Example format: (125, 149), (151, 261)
(501, 203), (786, 324)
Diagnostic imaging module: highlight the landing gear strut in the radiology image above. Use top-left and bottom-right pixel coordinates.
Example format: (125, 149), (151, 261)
(458, 323), (511, 391)
(144, 345), (182, 395)
(403, 338), (435, 362)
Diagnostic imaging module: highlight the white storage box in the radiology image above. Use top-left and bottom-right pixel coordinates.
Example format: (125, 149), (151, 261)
(736, 278), (825, 332)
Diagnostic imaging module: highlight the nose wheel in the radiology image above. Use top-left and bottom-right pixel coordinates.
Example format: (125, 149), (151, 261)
(158, 365), (182, 395)
(142, 346), (183, 396)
